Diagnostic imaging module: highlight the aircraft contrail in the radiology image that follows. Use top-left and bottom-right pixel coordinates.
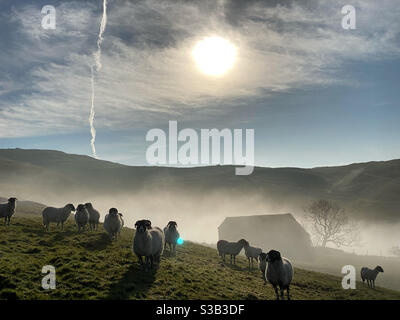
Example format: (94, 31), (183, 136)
(89, 0), (108, 158)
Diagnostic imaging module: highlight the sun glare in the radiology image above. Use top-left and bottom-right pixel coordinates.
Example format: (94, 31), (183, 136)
(192, 36), (236, 76)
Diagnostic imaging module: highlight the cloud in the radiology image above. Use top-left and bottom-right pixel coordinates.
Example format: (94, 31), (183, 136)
(0, 0), (399, 138)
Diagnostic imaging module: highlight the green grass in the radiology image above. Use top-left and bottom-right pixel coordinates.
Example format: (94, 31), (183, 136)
(1, 216), (400, 300)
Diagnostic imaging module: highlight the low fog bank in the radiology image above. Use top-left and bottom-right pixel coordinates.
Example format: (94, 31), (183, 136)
(344, 221), (400, 257)
(6, 184), (399, 258)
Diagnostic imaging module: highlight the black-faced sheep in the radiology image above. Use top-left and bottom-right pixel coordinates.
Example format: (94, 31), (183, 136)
(217, 239), (248, 265)
(163, 221), (179, 255)
(265, 249), (294, 300)
(361, 266), (384, 289)
(42, 204), (76, 231)
(75, 204), (89, 232)
(244, 242), (262, 270)
(103, 208), (124, 240)
(0, 197), (17, 226)
(133, 219), (164, 270)
(85, 202), (100, 230)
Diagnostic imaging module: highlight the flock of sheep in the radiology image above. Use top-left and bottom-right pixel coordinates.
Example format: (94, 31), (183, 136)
(0, 197), (386, 299)
(40, 203), (180, 270)
(217, 238), (293, 300)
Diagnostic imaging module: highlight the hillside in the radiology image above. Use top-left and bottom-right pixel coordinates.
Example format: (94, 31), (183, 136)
(0, 148), (400, 222)
(1, 216), (399, 300)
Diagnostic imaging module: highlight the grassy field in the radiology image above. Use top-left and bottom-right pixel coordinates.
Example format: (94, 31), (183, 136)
(1, 216), (400, 300)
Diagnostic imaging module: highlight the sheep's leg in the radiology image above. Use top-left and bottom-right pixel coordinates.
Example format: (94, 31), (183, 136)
(137, 255), (144, 270)
(280, 287), (285, 300)
(287, 287), (291, 300)
(273, 285), (280, 300)
(248, 258), (250, 270)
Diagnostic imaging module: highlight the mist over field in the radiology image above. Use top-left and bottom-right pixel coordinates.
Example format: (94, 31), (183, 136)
(1, 149), (399, 257)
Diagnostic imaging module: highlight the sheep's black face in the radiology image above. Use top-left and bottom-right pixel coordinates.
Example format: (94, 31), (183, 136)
(85, 203), (92, 209)
(67, 204), (76, 212)
(109, 208), (118, 216)
(77, 204), (86, 212)
(8, 197), (17, 204)
(266, 250), (281, 262)
(135, 220), (149, 233)
(144, 220), (152, 229)
(168, 221), (177, 229)
(377, 266), (384, 273)
(239, 239), (249, 247)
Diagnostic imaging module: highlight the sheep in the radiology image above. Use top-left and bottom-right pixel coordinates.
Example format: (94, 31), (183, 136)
(74, 204), (89, 232)
(103, 208), (124, 240)
(133, 219), (164, 270)
(0, 197), (17, 226)
(259, 252), (267, 285)
(85, 202), (100, 230)
(244, 242), (262, 270)
(163, 221), (180, 255)
(265, 249), (294, 300)
(361, 266), (384, 289)
(42, 204), (76, 231)
(217, 239), (248, 265)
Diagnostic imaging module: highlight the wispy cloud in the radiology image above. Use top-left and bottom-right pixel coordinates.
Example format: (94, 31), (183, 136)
(0, 0), (399, 138)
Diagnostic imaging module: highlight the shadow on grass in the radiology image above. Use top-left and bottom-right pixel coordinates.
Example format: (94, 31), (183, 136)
(51, 230), (77, 241)
(80, 233), (111, 251)
(219, 259), (245, 271)
(163, 250), (177, 258)
(106, 264), (157, 299)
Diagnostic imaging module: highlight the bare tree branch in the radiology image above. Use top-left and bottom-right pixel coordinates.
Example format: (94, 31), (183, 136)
(303, 199), (359, 248)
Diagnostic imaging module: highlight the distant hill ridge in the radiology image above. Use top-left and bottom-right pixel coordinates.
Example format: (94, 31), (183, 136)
(0, 148), (399, 222)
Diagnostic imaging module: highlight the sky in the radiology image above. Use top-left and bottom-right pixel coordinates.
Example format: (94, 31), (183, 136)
(0, 0), (399, 168)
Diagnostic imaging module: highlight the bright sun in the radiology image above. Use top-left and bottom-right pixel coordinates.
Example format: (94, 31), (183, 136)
(192, 37), (237, 76)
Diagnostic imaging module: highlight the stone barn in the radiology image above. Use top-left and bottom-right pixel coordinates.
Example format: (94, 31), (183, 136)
(218, 213), (313, 260)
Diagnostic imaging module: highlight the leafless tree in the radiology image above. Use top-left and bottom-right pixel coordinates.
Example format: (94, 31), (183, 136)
(304, 199), (359, 248)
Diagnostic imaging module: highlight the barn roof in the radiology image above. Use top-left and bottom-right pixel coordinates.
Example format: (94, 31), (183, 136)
(218, 213), (309, 238)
